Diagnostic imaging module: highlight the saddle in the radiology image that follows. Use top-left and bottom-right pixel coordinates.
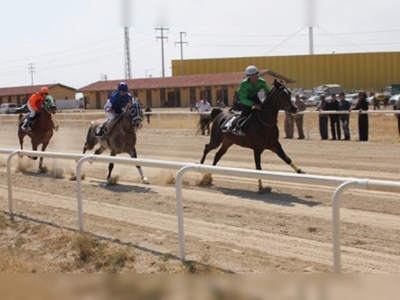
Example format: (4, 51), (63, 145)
(19, 114), (36, 132)
(95, 114), (124, 137)
(221, 114), (249, 136)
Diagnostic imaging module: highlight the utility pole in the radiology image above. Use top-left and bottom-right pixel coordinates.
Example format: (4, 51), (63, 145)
(28, 63), (35, 86)
(156, 27), (169, 77)
(309, 27), (314, 55)
(174, 31), (188, 76)
(124, 27), (131, 79)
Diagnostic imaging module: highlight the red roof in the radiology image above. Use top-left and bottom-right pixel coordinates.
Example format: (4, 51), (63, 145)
(0, 83), (76, 96)
(78, 70), (296, 92)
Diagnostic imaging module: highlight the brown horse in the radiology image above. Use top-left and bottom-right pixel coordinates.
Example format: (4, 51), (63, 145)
(17, 95), (57, 172)
(199, 80), (305, 191)
(83, 101), (149, 184)
(198, 114), (211, 135)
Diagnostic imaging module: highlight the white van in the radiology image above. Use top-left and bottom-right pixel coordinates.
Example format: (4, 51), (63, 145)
(0, 103), (18, 114)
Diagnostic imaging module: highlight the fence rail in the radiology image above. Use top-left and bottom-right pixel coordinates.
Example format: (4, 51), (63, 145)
(1, 148), (400, 273)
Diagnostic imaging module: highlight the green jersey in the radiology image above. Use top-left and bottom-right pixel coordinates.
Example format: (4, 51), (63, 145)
(237, 77), (270, 107)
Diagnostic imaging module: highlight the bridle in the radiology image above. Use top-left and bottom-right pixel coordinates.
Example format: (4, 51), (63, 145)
(255, 84), (293, 126)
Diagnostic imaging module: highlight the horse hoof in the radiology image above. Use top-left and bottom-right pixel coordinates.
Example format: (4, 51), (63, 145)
(298, 169), (306, 174)
(258, 187), (272, 194)
(143, 177), (149, 184)
(38, 166), (48, 173)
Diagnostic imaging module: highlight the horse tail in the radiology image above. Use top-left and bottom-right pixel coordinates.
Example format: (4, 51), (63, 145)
(83, 122), (97, 153)
(210, 108), (223, 121)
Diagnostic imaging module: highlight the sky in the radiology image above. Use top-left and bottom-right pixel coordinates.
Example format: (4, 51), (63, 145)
(1, 0), (400, 90)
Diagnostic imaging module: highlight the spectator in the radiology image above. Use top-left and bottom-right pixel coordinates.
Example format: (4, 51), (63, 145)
(393, 98), (400, 136)
(144, 107), (152, 124)
(284, 110), (294, 139)
(326, 93), (341, 140)
(197, 97), (211, 136)
(198, 96), (211, 113)
(338, 92), (351, 140)
(294, 93), (306, 139)
(352, 91), (369, 141)
(370, 92), (380, 110)
(317, 94), (329, 140)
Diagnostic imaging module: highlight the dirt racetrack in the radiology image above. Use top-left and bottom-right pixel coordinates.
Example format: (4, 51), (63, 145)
(0, 109), (399, 273)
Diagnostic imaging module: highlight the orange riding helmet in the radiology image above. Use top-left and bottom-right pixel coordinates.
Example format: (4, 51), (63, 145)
(40, 87), (50, 94)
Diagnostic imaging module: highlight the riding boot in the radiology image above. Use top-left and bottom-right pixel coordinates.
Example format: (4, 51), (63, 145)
(233, 117), (246, 136)
(25, 116), (32, 132)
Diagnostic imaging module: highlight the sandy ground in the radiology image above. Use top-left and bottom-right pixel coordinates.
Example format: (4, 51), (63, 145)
(0, 109), (399, 273)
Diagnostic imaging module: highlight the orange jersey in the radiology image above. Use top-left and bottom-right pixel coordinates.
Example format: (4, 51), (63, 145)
(29, 92), (44, 111)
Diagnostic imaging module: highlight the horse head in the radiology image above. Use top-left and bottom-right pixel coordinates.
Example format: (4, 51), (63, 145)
(127, 101), (144, 128)
(263, 80), (297, 114)
(43, 95), (57, 114)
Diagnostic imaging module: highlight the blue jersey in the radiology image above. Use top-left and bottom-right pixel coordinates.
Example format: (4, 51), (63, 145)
(109, 91), (133, 113)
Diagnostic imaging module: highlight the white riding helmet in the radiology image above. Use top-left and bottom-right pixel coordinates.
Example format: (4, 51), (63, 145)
(245, 65), (259, 77)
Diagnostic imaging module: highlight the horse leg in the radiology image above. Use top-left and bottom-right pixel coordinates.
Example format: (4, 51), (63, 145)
(253, 149), (264, 191)
(83, 126), (98, 154)
(273, 142), (305, 174)
(129, 148), (149, 184)
(38, 142), (49, 173)
(107, 151), (116, 180)
(212, 140), (234, 166)
(200, 130), (223, 164)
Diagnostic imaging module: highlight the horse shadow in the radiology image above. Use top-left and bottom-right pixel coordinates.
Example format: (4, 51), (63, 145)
(89, 179), (157, 195)
(210, 186), (321, 207)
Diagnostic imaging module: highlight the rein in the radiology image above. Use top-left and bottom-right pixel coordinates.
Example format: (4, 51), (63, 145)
(255, 87), (280, 127)
(256, 110), (277, 127)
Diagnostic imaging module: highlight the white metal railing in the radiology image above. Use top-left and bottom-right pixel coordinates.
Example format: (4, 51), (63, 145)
(1, 109), (399, 138)
(1, 148), (400, 273)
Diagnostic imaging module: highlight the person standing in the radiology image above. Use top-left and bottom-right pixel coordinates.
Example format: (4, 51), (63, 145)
(294, 94), (306, 139)
(198, 96), (211, 113)
(284, 110), (294, 139)
(317, 94), (329, 140)
(352, 91), (369, 141)
(326, 93), (341, 140)
(144, 107), (152, 124)
(338, 92), (351, 140)
(393, 98), (400, 136)
(198, 96), (211, 135)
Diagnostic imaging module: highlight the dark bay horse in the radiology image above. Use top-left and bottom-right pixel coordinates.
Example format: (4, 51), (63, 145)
(17, 95), (57, 172)
(199, 80), (305, 191)
(198, 114), (211, 135)
(83, 102), (149, 185)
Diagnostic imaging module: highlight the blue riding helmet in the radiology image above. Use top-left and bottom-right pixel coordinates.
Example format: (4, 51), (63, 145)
(118, 82), (128, 92)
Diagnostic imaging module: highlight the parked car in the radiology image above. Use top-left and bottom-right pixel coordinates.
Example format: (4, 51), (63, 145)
(345, 93), (359, 105)
(304, 95), (321, 107)
(389, 94), (400, 105)
(0, 103), (18, 114)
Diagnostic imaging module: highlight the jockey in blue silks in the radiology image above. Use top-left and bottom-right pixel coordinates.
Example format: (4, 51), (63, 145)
(97, 82), (136, 136)
(104, 82), (134, 121)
